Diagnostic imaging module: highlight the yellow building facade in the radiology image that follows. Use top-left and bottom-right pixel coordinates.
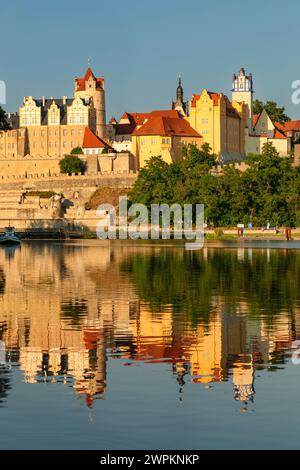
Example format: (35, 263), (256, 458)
(188, 89), (246, 162)
(132, 113), (203, 168)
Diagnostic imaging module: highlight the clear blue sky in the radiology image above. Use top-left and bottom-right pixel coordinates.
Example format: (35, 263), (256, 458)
(2, 0), (300, 119)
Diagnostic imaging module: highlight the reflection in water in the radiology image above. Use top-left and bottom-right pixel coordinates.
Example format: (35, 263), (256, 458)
(0, 241), (299, 413)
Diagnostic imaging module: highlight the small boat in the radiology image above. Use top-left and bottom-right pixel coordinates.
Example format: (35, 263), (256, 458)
(0, 226), (21, 245)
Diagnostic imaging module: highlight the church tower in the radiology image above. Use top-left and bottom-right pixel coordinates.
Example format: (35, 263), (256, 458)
(232, 67), (253, 132)
(172, 77), (188, 116)
(74, 67), (106, 139)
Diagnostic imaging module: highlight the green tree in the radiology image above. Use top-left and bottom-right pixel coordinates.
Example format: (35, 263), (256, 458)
(0, 106), (10, 130)
(129, 141), (300, 228)
(253, 99), (290, 123)
(59, 155), (85, 174)
(70, 146), (83, 155)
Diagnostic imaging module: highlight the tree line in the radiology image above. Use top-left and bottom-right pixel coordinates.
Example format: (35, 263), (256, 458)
(129, 142), (300, 227)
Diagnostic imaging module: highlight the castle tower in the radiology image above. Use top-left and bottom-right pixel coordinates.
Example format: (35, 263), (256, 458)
(172, 76), (188, 116)
(74, 67), (106, 139)
(232, 67), (253, 133)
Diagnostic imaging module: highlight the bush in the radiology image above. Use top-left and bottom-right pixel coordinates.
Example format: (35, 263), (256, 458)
(59, 156), (85, 174)
(70, 147), (83, 155)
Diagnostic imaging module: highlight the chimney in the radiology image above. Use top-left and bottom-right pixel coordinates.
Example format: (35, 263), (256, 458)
(63, 95), (67, 105)
(42, 96), (45, 106)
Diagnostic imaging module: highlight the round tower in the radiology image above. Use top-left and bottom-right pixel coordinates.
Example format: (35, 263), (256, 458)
(74, 67), (106, 139)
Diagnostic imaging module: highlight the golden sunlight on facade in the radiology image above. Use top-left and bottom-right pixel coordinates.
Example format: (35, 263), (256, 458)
(188, 89), (246, 162)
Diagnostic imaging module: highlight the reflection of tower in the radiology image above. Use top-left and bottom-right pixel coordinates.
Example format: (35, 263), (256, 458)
(233, 355), (255, 403)
(172, 77), (188, 116)
(173, 362), (188, 401)
(232, 67), (253, 132)
(75, 67), (106, 139)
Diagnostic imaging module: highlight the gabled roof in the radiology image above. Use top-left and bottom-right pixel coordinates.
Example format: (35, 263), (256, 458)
(273, 129), (286, 139)
(253, 111), (288, 140)
(75, 67), (104, 91)
(82, 127), (113, 149)
(190, 91), (240, 118)
(132, 116), (201, 137)
(115, 110), (181, 135)
(253, 114), (261, 127)
(31, 97), (91, 125)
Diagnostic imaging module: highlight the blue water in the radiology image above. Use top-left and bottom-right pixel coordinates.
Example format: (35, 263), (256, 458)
(0, 240), (299, 449)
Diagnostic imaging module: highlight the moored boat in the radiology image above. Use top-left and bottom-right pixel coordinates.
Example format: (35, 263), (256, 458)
(0, 227), (21, 245)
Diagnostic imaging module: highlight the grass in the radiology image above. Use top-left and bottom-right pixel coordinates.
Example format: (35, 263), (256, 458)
(85, 187), (132, 210)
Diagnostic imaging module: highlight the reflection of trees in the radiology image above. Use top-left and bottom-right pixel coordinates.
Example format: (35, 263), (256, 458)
(61, 300), (88, 326)
(0, 367), (11, 405)
(120, 249), (300, 325)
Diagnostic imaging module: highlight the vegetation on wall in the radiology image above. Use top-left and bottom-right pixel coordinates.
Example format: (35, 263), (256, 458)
(129, 142), (300, 227)
(85, 187), (131, 210)
(59, 155), (85, 174)
(70, 147), (83, 155)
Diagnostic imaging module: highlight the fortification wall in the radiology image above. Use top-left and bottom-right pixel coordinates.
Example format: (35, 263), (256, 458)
(0, 151), (136, 182)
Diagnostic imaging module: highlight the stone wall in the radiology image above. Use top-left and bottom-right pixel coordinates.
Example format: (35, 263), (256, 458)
(0, 151), (136, 182)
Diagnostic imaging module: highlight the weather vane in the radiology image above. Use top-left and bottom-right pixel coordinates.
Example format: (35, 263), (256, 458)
(88, 56), (91, 67)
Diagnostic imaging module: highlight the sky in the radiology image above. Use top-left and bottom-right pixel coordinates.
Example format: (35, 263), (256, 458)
(2, 0), (300, 120)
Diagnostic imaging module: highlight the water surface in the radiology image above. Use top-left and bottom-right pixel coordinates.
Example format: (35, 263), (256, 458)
(0, 240), (299, 449)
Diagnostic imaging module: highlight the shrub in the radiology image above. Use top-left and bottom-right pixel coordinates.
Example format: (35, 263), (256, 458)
(70, 147), (83, 155)
(59, 156), (85, 174)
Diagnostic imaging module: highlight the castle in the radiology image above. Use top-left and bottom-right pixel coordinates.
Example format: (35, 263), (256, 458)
(0, 65), (293, 180)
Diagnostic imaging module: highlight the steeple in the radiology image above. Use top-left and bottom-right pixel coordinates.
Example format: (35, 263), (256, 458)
(176, 76), (183, 102)
(172, 76), (188, 116)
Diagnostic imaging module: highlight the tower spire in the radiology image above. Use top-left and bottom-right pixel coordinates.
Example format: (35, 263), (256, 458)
(172, 75), (187, 116)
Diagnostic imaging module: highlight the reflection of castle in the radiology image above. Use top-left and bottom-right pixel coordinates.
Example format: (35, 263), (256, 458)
(0, 243), (298, 407)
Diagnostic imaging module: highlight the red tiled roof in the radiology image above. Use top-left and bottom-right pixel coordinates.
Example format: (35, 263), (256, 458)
(82, 127), (112, 149)
(273, 129), (286, 139)
(190, 94), (201, 108)
(282, 120), (300, 132)
(116, 110), (181, 135)
(274, 121), (286, 132)
(190, 91), (221, 108)
(132, 116), (201, 137)
(253, 114), (260, 128)
(75, 67), (104, 91)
